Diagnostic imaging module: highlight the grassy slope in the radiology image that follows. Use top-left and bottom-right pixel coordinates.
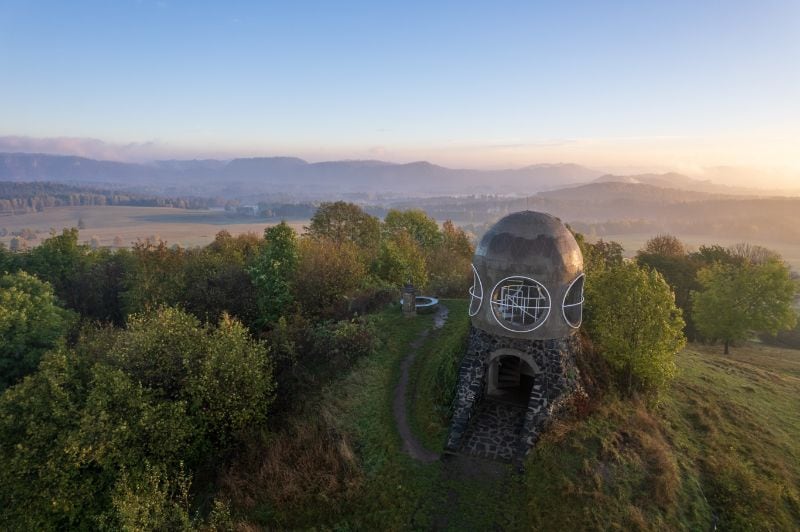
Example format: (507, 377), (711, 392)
(524, 343), (800, 530)
(319, 304), (440, 529)
(241, 301), (800, 530)
(663, 344), (800, 529)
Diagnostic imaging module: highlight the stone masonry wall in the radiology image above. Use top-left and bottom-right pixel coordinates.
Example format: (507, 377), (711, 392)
(445, 327), (582, 459)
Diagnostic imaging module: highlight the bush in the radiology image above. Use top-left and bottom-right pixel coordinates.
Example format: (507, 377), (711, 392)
(309, 317), (378, 368)
(0, 307), (275, 530)
(106, 462), (193, 532)
(346, 285), (397, 317)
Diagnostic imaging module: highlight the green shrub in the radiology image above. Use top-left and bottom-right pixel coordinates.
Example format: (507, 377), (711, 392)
(0, 307), (275, 530)
(105, 462), (193, 532)
(310, 317), (378, 368)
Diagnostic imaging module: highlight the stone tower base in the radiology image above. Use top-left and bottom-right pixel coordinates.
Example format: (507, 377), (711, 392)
(445, 327), (582, 461)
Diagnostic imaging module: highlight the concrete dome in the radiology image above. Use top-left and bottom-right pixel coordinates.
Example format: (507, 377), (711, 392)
(469, 211), (584, 339)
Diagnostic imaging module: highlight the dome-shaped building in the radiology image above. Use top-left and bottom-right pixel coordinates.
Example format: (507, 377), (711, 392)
(469, 210), (584, 338)
(447, 211), (585, 463)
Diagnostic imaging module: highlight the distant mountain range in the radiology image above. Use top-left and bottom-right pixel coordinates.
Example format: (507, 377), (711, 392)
(0, 152), (602, 199)
(1, 152), (793, 200)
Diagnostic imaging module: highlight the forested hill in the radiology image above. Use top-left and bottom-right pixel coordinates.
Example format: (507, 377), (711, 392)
(0, 181), (224, 214)
(538, 181), (730, 203)
(0, 152), (602, 197)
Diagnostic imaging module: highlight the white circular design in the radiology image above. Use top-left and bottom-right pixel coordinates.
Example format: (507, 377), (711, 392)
(468, 264), (483, 317)
(562, 274), (585, 328)
(490, 276), (551, 332)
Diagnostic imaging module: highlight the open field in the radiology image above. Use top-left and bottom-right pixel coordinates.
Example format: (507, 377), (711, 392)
(600, 232), (800, 271)
(0, 206), (308, 248)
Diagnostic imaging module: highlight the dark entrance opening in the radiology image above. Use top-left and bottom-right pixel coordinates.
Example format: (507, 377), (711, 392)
(489, 355), (536, 405)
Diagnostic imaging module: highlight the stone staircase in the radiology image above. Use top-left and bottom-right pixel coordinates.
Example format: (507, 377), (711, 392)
(496, 356), (522, 389)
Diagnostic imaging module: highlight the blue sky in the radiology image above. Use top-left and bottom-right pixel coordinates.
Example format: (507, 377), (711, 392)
(1, 1), (798, 177)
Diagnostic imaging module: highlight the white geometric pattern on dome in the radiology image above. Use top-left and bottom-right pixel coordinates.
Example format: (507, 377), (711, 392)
(490, 276), (551, 333)
(468, 264), (483, 317)
(562, 274), (585, 328)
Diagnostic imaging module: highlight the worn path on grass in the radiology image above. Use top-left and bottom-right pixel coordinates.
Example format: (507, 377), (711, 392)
(391, 302), (521, 529)
(392, 304), (449, 463)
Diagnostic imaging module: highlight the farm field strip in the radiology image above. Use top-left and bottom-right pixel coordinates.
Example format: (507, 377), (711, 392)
(0, 206), (309, 248)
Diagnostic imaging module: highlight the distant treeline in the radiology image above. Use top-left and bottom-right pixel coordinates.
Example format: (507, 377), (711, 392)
(256, 202), (393, 220)
(256, 202), (318, 219)
(0, 181), (231, 214)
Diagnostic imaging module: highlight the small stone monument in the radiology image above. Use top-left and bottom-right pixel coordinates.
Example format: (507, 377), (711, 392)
(446, 211), (585, 463)
(402, 282), (417, 317)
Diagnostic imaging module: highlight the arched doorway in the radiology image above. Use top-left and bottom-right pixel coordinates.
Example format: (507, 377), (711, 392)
(485, 349), (539, 405)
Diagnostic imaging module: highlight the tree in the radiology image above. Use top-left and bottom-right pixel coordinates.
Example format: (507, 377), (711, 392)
(372, 230), (428, 288)
(583, 239), (624, 274)
(727, 242), (782, 265)
(294, 237), (366, 319)
(0, 242), (17, 272)
(180, 232), (262, 329)
(640, 234), (687, 257)
(427, 220), (474, 296)
(9, 236), (25, 252)
(440, 220), (473, 258)
(0, 271), (74, 390)
(637, 248), (700, 340)
(383, 209), (442, 251)
(690, 244), (740, 267)
(306, 202), (380, 252)
(0, 348), (96, 529)
(585, 262), (686, 396)
(122, 239), (187, 315)
(24, 228), (92, 309)
(692, 259), (797, 354)
(70, 248), (134, 325)
(249, 222), (298, 327)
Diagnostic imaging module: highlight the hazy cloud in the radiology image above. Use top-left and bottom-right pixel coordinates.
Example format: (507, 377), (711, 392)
(368, 146), (387, 156)
(0, 136), (177, 162)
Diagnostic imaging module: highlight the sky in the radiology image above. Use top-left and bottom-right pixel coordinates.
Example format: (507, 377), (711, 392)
(1, 1), (799, 184)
